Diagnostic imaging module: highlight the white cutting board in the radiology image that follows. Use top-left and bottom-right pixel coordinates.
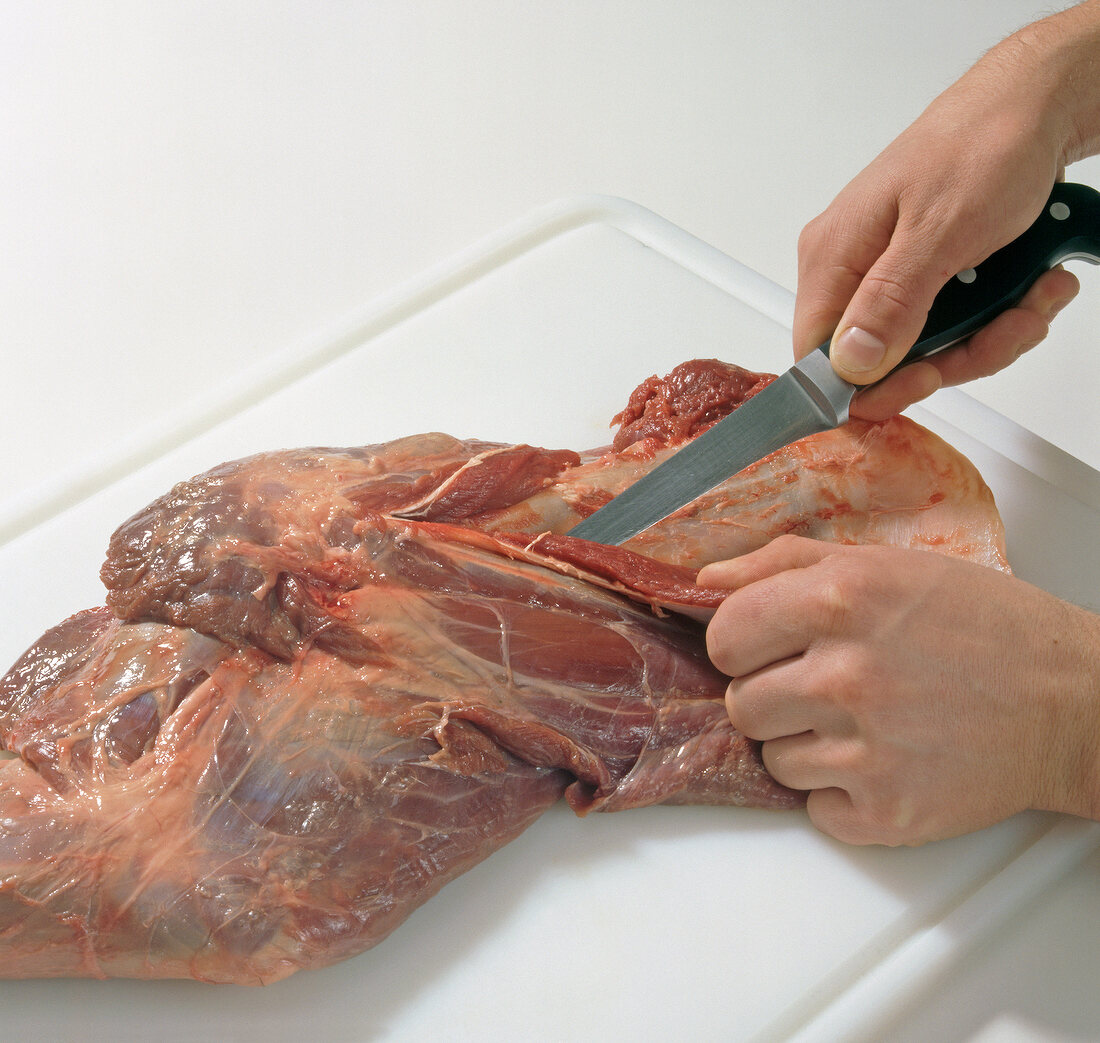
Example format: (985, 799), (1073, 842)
(1, 198), (1098, 1042)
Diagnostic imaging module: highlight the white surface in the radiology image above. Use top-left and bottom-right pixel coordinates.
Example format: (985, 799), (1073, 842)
(4, 3), (1100, 1040)
(4, 3), (1100, 508)
(1, 198), (1098, 1043)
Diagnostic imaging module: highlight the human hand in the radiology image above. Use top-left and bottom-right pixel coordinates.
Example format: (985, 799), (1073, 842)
(699, 536), (1100, 846)
(794, 17), (1088, 421)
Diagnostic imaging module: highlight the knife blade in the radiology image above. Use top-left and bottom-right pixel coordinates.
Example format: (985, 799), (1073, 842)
(567, 181), (1100, 546)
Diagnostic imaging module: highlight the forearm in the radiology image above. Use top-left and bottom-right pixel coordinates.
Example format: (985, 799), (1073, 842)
(901, 1), (1100, 184)
(1045, 597), (1100, 824)
(1002, 0), (1100, 166)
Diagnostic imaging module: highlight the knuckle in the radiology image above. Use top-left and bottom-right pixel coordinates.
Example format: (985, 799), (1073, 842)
(806, 788), (866, 844)
(770, 533), (808, 557)
(724, 680), (771, 740)
(797, 210), (832, 255)
(856, 795), (912, 847)
(810, 787), (915, 847)
(815, 654), (871, 718)
(723, 680), (752, 732)
(705, 613), (737, 674)
(807, 570), (857, 636)
(859, 269), (921, 320)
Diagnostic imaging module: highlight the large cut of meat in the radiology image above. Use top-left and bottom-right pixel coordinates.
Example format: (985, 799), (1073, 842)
(0, 360), (1008, 984)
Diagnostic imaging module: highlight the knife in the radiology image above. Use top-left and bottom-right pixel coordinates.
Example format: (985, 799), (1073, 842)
(568, 181), (1100, 546)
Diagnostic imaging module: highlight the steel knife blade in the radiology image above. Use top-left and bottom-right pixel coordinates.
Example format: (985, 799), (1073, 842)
(568, 181), (1100, 546)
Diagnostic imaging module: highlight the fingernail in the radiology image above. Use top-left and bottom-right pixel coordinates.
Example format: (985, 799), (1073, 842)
(832, 326), (887, 373)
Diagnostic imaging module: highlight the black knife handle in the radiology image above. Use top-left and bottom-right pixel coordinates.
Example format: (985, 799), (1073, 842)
(820, 181), (1100, 366)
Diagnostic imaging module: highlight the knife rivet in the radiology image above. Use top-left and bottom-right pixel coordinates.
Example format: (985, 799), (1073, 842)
(1050, 201), (1071, 221)
(956, 268), (977, 284)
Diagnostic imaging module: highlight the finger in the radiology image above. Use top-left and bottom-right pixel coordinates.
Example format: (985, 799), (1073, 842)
(704, 537), (858, 679)
(703, 538), (840, 679)
(803, 787), (884, 846)
(848, 362), (942, 422)
(805, 787), (928, 847)
(726, 660), (859, 747)
(706, 553), (852, 679)
(792, 196), (895, 360)
(724, 668), (825, 741)
(930, 265), (1079, 387)
(853, 309), (1044, 421)
(793, 259), (866, 362)
(850, 265), (1079, 420)
(1017, 263), (1079, 319)
(759, 730), (856, 791)
(697, 534), (833, 592)
(829, 240), (956, 385)
(707, 586), (813, 679)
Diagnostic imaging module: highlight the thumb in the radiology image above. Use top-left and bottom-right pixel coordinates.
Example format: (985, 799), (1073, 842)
(829, 246), (952, 385)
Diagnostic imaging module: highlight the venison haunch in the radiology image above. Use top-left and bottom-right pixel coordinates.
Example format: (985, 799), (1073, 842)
(0, 360), (1008, 983)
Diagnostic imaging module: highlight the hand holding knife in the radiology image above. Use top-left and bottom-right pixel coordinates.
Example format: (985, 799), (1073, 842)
(568, 182), (1100, 547)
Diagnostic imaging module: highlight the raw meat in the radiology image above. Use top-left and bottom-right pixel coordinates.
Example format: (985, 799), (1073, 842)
(474, 359), (1010, 573)
(0, 360), (1008, 983)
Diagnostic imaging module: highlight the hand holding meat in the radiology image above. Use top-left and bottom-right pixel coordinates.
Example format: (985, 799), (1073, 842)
(701, 536), (1100, 847)
(794, 1), (1100, 419)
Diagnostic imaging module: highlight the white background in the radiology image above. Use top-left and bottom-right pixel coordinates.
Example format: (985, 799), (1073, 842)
(3, 3), (1099, 1041)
